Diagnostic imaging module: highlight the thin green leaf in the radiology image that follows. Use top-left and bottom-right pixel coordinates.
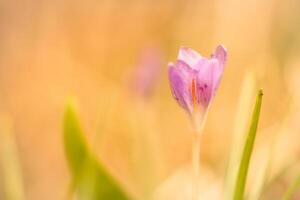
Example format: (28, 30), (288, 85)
(64, 101), (89, 179)
(233, 89), (264, 200)
(281, 174), (300, 200)
(64, 101), (131, 200)
(224, 72), (256, 200)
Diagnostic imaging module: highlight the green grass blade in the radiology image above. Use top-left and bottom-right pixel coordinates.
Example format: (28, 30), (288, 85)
(225, 72), (256, 200)
(64, 101), (89, 179)
(233, 89), (264, 200)
(64, 100), (131, 200)
(281, 174), (300, 200)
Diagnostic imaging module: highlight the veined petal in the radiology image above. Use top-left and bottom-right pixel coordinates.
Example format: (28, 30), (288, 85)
(195, 59), (217, 106)
(178, 47), (202, 68)
(174, 60), (194, 78)
(168, 64), (193, 114)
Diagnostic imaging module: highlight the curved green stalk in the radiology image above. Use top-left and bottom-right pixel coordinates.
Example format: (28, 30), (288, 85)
(233, 89), (263, 200)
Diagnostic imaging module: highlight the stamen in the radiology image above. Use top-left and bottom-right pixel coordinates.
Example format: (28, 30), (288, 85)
(191, 79), (197, 108)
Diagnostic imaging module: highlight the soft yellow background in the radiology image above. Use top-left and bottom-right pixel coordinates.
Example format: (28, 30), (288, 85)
(0, 0), (300, 199)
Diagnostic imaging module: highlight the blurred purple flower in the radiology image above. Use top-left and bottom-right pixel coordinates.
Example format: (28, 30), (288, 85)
(168, 45), (227, 125)
(131, 46), (163, 98)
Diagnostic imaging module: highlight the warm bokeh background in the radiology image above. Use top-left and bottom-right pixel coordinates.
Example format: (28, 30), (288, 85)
(0, 0), (300, 199)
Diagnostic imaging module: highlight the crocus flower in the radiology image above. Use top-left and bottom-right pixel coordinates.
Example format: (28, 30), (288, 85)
(168, 45), (227, 130)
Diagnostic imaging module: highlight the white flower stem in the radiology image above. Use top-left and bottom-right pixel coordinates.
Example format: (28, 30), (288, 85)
(192, 131), (201, 200)
(191, 110), (207, 200)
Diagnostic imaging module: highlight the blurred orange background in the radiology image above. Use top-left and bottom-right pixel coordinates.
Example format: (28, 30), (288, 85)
(0, 0), (300, 199)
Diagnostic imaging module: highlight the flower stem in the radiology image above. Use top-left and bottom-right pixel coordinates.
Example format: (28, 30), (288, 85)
(192, 131), (201, 200)
(191, 110), (207, 200)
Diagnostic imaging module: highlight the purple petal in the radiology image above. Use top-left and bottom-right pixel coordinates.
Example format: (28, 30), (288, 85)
(178, 47), (202, 68)
(194, 59), (217, 106)
(132, 46), (163, 98)
(212, 45), (227, 66)
(210, 45), (227, 93)
(168, 64), (193, 114)
(168, 45), (227, 115)
(174, 60), (194, 78)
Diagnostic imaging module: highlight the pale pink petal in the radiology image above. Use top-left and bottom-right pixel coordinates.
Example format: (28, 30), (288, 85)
(178, 47), (202, 68)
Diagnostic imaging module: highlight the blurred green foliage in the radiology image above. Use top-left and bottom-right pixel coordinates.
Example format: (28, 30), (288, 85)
(64, 101), (131, 200)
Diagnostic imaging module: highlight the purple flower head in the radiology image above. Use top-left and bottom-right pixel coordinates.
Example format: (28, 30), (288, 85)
(168, 45), (227, 122)
(131, 45), (163, 99)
